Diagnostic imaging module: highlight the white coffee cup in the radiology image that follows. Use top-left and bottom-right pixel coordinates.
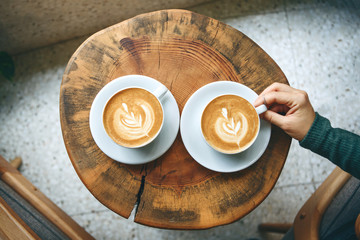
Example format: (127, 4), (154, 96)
(200, 94), (267, 154)
(102, 84), (168, 148)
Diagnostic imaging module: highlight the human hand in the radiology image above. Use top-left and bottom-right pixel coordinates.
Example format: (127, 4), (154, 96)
(254, 83), (316, 141)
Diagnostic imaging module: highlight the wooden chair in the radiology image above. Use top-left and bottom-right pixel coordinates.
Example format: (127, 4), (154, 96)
(259, 167), (360, 239)
(0, 155), (94, 240)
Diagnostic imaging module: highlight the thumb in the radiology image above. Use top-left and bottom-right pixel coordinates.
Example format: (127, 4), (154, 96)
(263, 110), (286, 128)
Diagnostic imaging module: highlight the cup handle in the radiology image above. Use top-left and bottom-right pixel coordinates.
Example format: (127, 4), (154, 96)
(153, 84), (168, 100)
(255, 104), (267, 115)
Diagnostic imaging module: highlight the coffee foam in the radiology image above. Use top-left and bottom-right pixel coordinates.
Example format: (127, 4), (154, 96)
(103, 88), (163, 147)
(201, 95), (259, 153)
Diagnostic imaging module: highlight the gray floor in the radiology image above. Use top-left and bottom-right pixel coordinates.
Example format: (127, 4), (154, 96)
(0, 1), (359, 239)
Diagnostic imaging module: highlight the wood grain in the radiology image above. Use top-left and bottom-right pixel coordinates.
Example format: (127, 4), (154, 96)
(60, 9), (291, 229)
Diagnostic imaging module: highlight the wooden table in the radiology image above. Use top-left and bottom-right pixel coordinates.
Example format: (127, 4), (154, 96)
(60, 9), (291, 229)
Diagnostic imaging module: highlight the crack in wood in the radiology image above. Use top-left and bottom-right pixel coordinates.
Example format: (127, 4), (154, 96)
(134, 164), (149, 218)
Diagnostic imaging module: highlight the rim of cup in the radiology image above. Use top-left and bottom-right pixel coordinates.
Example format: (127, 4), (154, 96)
(200, 94), (262, 155)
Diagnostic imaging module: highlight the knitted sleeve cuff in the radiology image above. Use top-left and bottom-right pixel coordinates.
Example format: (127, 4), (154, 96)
(299, 112), (330, 151)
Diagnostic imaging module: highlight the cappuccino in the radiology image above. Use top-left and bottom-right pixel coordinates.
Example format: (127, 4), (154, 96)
(103, 88), (163, 148)
(201, 95), (259, 154)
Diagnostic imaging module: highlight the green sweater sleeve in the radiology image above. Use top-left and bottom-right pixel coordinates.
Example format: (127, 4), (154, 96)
(300, 112), (360, 179)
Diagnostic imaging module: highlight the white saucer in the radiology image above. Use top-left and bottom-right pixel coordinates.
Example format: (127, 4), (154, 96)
(180, 81), (271, 173)
(89, 75), (180, 165)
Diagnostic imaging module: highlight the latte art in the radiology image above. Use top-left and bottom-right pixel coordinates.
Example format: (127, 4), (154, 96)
(215, 108), (249, 147)
(103, 88), (163, 148)
(116, 102), (153, 139)
(201, 95), (259, 154)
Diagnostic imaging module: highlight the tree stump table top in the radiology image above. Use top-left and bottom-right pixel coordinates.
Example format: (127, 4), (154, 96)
(60, 9), (291, 229)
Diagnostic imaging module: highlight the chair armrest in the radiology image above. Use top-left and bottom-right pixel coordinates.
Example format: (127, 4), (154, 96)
(0, 196), (40, 240)
(0, 155), (94, 240)
(293, 167), (352, 240)
(356, 214), (360, 239)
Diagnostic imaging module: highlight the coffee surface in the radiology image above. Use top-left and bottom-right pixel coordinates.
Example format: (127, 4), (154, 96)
(103, 88), (163, 147)
(201, 95), (259, 153)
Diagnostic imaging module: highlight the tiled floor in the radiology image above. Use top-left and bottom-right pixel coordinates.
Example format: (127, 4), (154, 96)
(0, 1), (359, 239)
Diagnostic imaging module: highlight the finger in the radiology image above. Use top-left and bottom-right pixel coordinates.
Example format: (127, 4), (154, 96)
(254, 95), (266, 107)
(260, 91), (295, 108)
(269, 104), (290, 114)
(258, 83), (295, 97)
(262, 110), (287, 128)
(254, 83), (294, 107)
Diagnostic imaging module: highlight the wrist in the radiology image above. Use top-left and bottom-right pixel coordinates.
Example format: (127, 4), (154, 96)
(299, 112), (319, 143)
